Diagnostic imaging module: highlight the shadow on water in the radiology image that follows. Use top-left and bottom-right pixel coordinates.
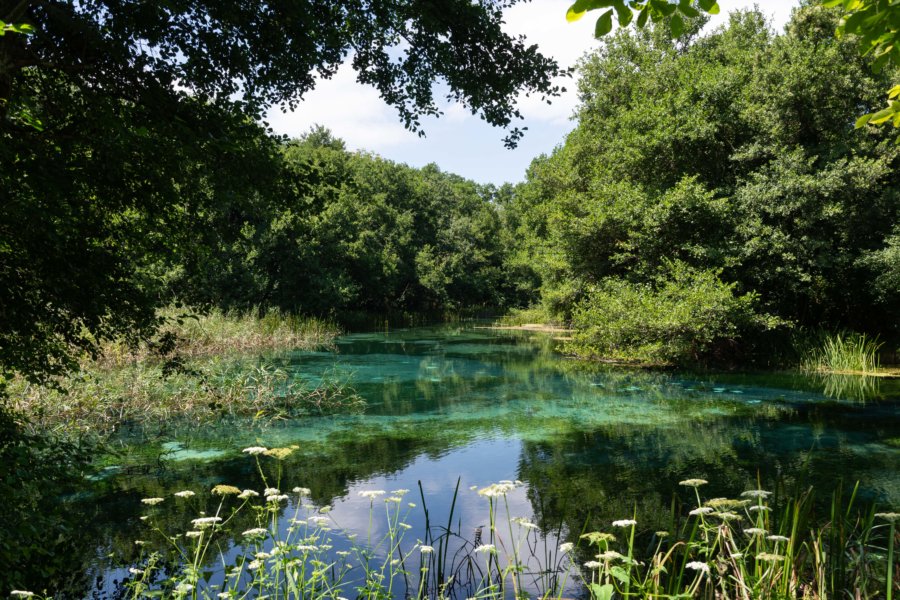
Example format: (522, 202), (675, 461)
(11, 324), (899, 597)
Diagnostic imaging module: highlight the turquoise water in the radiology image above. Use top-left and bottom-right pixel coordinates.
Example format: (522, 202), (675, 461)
(52, 325), (900, 597)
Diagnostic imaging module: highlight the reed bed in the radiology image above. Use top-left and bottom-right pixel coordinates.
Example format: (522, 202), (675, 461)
(7, 309), (354, 437)
(800, 331), (883, 374)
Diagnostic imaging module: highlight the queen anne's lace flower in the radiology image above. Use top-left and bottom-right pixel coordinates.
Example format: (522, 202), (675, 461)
(559, 542), (574, 553)
(358, 490), (387, 499)
(612, 519), (637, 527)
(174, 490), (195, 498)
(679, 479), (708, 487)
(687, 561), (710, 574)
(741, 489), (771, 499)
(141, 497), (164, 505)
(242, 446), (267, 455)
(191, 516), (222, 528)
(238, 489), (259, 499)
(689, 507), (713, 516)
(243, 528), (268, 537)
(474, 544), (496, 554)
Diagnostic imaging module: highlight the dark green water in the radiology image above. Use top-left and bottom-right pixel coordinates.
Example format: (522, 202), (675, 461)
(48, 325), (900, 597)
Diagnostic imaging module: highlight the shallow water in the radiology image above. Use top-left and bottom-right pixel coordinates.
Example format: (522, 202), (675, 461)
(48, 325), (900, 597)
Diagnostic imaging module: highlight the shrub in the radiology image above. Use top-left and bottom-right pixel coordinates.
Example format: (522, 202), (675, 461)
(568, 263), (778, 365)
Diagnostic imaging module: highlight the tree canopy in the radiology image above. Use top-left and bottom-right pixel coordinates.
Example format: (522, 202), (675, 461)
(0, 0), (566, 383)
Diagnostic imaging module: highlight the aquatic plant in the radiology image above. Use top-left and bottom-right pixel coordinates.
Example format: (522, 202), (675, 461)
(800, 330), (883, 374)
(9, 360), (364, 438)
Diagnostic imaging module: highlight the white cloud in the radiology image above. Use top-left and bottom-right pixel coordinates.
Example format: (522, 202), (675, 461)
(264, 62), (415, 150)
(263, 0), (801, 178)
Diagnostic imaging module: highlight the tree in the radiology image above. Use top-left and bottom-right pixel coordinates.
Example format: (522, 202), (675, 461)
(513, 6), (900, 362)
(0, 1), (567, 383)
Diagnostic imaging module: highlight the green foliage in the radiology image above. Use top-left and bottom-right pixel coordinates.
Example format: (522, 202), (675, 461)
(0, 0), (567, 385)
(566, 0), (720, 39)
(569, 263), (777, 364)
(823, 0), (900, 134)
(508, 6), (900, 361)
(0, 406), (94, 592)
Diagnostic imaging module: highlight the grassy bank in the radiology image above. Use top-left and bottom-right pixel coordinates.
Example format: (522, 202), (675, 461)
(7, 310), (360, 438)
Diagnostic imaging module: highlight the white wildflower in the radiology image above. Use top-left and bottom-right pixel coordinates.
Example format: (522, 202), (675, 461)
(263, 487), (280, 496)
(238, 489), (259, 499)
(686, 561), (710, 574)
(478, 482), (517, 497)
(128, 567), (144, 575)
(584, 561), (602, 569)
(10, 593), (35, 598)
(174, 490), (195, 498)
(612, 519), (637, 528)
(247, 559), (262, 570)
(767, 535), (790, 543)
(875, 512), (900, 522)
(741, 490), (771, 499)
(266, 494), (289, 502)
(679, 479), (708, 487)
(191, 516), (222, 528)
(474, 544), (496, 554)
(243, 528), (268, 537)
(359, 490), (387, 499)
(386, 496), (403, 503)
(689, 507), (713, 516)
(391, 488), (410, 495)
(242, 446), (268, 455)
(749, 505), (770, 512)
(141, 497), (164, 506)
(420, 545), (434, 554)
(597, 551), (624, 561)
(745, 528), (767, 535)
(293, 487), (311, 495)
(185, 531), (203, 538)
(559, 542), (574, 553)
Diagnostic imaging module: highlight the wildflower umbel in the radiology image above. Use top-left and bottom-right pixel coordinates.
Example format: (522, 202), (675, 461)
(679, 478), (708, 487)
(474, 544), (497, 554)
(242, 446), (267, 455)
(191, 516), (222, 528)
(174, 490), (195, 498)
(687, 561), (710, 575)
(875, 512), (900, 522)
(741, 489), (772, 499)
(141, 497), (164, 505)
(612, 519), (637, 527)
(358, 490), (387, 499)
(478, 481), (517, 497)
(559, 542), (574, 553)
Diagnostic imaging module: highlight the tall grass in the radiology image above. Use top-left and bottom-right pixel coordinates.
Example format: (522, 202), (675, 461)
(495, 306), (559, 327)
(7, 309), (353, 437)
(800, 331), (883, 374)
(100, 308), (340, 367)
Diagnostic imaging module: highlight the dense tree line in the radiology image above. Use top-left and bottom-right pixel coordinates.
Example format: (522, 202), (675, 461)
(169, 127), (524, 317)
(505, 5), (900, 364)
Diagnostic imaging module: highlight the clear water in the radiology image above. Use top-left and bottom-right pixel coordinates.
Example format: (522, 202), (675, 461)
(53, 325), (900, 597)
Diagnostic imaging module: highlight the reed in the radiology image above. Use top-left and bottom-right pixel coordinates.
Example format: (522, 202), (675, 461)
(800, 331), (883, 374)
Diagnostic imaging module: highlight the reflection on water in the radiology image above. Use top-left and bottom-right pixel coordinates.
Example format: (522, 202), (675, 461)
(31, 325), (900, 597)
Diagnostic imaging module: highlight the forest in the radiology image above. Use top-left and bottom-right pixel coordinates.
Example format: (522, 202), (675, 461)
(1, 1), (899, 599)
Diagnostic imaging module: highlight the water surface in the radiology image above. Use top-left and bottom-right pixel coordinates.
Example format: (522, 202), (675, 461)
(61, 325), (900, 597)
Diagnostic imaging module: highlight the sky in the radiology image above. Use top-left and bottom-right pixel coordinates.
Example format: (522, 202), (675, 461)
(265, 1), (800, 186)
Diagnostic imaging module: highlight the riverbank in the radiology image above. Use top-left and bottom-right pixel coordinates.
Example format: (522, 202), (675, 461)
(6, 310), (362, 438)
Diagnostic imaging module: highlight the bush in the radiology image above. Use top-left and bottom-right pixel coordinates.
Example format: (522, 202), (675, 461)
(568, 263), (778, 365)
